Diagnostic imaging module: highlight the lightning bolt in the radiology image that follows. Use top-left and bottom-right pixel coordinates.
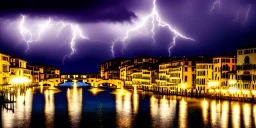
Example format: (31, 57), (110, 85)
(243, 4), (251, 24)
(16, 15), (89, 63)
(36, 17), (52, 41)
(18, 15), (33, 52)
(111, 0), (194, 57)
(234, 12), (240, 22)
(210, 0), (220, 13)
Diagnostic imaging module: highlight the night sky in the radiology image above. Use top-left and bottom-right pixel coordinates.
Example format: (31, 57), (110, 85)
(0, 0), (255, 73)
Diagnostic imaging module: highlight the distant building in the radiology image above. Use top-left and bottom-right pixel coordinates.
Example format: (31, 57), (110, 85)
(0, 53), (11, 84)
(100, 58), (128, 79)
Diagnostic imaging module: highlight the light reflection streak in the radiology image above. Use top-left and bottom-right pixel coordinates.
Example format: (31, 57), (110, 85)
(202, 100), (209, 125)
(44, 90), (55, 128)
(221, 101), (228, 128)
(67, 85), (83, 128)
(150, 96), (176, 127)
(243, 104), (251, 127)
(2, 88), (33, 128)
(116, 89), (132, 128)
(232, 103), (240, 128)
(254, 105), (256, 126)
(179, 98), (187, 128)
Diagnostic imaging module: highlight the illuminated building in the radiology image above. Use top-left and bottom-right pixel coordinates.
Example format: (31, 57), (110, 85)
(196, 61), (214, 91)
(27, 64), (44, 84)
(131, 69), (158, 89)
(119, 56), (159, 88)
(100, 57), (127, 79)
(43, 65), (60, 86)
(0, 53), (11, 85)
(212, 56), (236, 91)
(10, 57), (32, 84)
(236, 47), (256, 97)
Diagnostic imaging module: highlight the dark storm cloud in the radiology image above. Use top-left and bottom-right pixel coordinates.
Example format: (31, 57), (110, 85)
(0, 0), (137, 23)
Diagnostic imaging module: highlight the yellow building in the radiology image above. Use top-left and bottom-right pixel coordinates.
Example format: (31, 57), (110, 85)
(131, 69), (158, 89)
(0, 53), (11, 84)
(235, 47), (256, 97)
(119, 56), (159, 88)
(195, 62), (213, 91)
(211, 56), (236, 91)
(9, 57), (32, 84)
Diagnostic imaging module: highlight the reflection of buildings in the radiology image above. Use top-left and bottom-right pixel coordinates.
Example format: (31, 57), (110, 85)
(44, 90), (55, 128)
(150, 96), (177, 128)
(115, 89), (139, 128)
(1, 88), (33, 128)
(67, 86), (83, 127)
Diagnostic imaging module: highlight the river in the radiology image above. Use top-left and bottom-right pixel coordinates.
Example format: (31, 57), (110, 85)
(1, 86), (256, 128)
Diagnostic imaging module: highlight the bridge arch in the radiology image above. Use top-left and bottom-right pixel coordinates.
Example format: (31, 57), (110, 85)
(95, 79), (124, 89)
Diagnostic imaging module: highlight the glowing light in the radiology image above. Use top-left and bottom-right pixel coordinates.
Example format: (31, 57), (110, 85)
(10, 77), (31, 84)
(89, 88), (104, 96)
(111, 0), (194, 57)
(243, 4), (252, 24)
(208, 81), (218, 88)
(228, 80), (237, 85)
(229, 87), (239, 94)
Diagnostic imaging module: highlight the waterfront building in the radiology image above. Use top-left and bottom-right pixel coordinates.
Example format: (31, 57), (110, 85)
(235, 47), (256, 97)
(210, 56), (236, 92)
(0, 53), (11, 85)
(9, 57), (32, 84)
(195, 61), (213, 92)
(100, 58), (127, 79)
(43, 65), (60, 86)
(27, 64), (44, 84)
(119, 56), (159, 88)
(131, 68), (158, 89)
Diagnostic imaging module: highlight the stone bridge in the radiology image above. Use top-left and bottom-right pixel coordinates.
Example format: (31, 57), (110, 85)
(63, 78), (124, 89)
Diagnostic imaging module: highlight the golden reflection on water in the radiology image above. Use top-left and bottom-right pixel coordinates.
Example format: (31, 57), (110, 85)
(44, 90), (55, 128)
(232, 102), (240, 128)
(115, 89), (135, 128)
(2, 88), (33, 128)
(150, 96), (176, 128)
(202, 99), (209, 125)
(243, 104), (251, 128)
(221, 101), (229, 128)
(67, 85), (83, 128)
(89, 88), (104, 96)
(179, 98), (187, 128)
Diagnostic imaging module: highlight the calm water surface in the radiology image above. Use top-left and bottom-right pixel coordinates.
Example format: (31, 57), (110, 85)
(1, 87), (256, 128)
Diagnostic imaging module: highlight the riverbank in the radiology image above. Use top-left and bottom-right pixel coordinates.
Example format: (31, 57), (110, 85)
(127, 86), (256, 103)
